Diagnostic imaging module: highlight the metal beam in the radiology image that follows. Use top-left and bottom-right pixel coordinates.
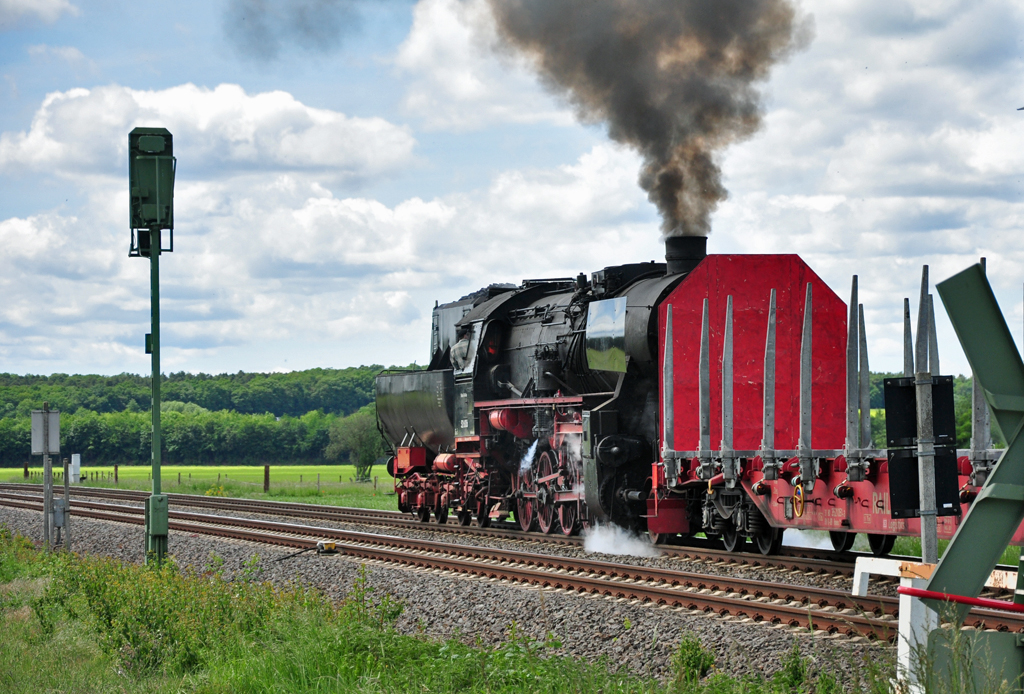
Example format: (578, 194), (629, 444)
(859, 304), (871, 450)
(721, 296), (735, 486)
(915, 266), (929, 373)
(760, 289), (777, 478)
(799, 283), (814, 490)
(698, 298), (711, 475)
(846, 276), (859, 453)
(904, 298), (915, 377)
(928, 294), (940, 375)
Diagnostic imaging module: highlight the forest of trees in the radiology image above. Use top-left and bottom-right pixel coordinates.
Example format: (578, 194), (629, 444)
(0, 367), (406, 469)
(0, 366), (385, 419)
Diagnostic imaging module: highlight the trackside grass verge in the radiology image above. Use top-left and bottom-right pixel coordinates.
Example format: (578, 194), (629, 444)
(0, 526), (890, 693)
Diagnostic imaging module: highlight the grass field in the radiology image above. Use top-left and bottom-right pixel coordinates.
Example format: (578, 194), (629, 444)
(2, 464), (399, 511)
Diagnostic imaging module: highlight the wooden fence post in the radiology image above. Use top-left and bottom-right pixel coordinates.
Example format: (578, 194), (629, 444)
(374, 476), (378, 492)
(264, 465), (269, 493)
(23, 461), (28, 478)
(114, 465), (118, 484)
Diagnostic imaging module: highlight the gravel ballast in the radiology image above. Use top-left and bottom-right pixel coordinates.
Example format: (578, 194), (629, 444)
(0, 504), (890, 683)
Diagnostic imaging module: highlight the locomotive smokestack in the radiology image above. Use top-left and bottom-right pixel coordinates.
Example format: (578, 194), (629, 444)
(665, 236), (707, 275)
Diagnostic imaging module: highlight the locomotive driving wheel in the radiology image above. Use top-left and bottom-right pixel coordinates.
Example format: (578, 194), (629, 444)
(535, 450), (558, 534)
(457, 510), (472, 526)
(416, 507), (431, 523)
(516, 468), (536, 532)
(558, 502), (578, 536)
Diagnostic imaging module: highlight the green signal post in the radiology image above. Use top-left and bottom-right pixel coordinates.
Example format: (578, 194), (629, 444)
(128, 127), (176, 565)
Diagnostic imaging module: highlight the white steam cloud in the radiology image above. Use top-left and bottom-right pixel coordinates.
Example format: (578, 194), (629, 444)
(583, 522), (660, 558)
(518, 439), (539, 473)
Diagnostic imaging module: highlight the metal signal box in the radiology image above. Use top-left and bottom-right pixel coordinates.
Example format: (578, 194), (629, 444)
(145, 494), (169, 536)
(129, 127), (175, 256)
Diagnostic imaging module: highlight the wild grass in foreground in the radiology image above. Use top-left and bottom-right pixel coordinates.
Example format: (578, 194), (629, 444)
(0, 526), (890, 693)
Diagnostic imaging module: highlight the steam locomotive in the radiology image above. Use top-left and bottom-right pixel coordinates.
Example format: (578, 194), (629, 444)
(376, 238), (995, 555)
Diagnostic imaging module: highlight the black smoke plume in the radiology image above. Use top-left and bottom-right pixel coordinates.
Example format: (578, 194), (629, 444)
(224, 0), (360, 62)
(486, 0), (810, 236)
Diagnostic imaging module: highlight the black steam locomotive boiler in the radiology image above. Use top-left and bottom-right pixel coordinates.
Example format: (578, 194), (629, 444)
(376, 237), (709, 535)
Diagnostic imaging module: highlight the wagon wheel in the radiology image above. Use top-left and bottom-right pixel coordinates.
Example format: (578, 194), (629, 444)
(516, 468), (536, 532)
(867, 533), (895, 556)
(434, 505), (449, 525)
(754, 526), (782, 556)
(535, 450), (558, 534)
(457, 510), (472, 526)
(558, 502), (578, 536)
(416, 506), (431, 523)
(721, 524), (745, 553)
(829, 531), (855, 552)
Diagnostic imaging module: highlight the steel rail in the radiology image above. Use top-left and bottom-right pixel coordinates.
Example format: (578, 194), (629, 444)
(0, 484), (927, 576)
(4, 495), (1020, 636)
(0, 495), (899, 639)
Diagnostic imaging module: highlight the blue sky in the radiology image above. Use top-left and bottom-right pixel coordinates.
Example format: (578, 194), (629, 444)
(1, 0), (1023, 377)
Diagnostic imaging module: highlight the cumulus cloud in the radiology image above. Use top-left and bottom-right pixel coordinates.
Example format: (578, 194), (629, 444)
(0, 140), (655, 374)
(0, 83), (416, 182)
(0, 0), (77, 29)
(395, 0), (573, 130)
(698, 0), (1024, 373)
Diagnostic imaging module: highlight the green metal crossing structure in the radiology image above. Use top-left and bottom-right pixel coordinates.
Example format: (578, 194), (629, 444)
(928, 263), (1024, 686)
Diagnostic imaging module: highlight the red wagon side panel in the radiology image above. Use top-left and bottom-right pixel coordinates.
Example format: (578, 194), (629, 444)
(658, 254), (846, 453)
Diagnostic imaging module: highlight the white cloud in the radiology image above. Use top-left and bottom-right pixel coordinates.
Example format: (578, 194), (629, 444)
(0, 141), (657, 374)
(0, 0), (76, 28)
(27, 44), (86, 63)
(0, 83), (417, 182)
(395, 0), (573, 130)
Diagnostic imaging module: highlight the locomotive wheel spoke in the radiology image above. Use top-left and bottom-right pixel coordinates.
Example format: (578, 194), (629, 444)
(517, 469), (535, 531)
(535, 451), (558, 534)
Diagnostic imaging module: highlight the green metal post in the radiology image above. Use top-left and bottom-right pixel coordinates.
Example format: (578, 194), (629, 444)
(151, 226), (161, 498)
(145, 226), (168, 564)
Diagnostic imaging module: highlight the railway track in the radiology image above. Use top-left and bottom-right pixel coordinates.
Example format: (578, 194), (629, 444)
(0, 483), (882, 577)
(2, 491), (1023, 639)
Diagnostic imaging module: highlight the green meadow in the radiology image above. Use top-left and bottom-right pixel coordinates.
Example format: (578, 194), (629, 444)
(3, 464), (398, 511)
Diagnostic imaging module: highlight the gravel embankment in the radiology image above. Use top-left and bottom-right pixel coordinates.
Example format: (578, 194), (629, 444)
(1, 505), (890, 683)
(144, 500), (880, 594)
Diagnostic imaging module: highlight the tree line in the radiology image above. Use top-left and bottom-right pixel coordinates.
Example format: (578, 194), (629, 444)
(0, 366), (396, 419)
(0, 365), (402, 470)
